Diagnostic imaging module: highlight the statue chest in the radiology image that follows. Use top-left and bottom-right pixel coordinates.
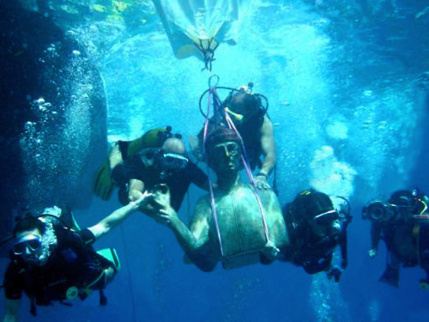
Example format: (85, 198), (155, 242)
(213, 187), (268, 266)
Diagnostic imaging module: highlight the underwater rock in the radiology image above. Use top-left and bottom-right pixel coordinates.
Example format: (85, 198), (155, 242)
(0, 1), (107, 254)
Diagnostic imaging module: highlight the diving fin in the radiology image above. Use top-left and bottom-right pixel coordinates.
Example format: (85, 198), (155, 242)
(121, 126), (173, 160)
(93, 143), (123, 201)
(379, 264), (400, 287)
(97, 248), (121, 272)
(125, 136), (144, 158)
(93, 159), (115, 201)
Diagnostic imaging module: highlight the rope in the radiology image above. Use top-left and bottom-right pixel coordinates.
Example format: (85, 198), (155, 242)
(195, 38), (219, 71)
(202, 86), (225, 256)
(201, 78), (273, 255)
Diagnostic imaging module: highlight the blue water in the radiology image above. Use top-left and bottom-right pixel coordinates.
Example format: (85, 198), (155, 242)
(1, 0), (429, 321)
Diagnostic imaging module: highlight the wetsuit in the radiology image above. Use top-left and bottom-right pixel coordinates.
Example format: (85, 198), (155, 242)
(376, 220), (429, 285)
(281, 196), (348, 278)
(111, 155), (208, 211)
(3, 227), (112, 314)
(290, 231), (341, 274)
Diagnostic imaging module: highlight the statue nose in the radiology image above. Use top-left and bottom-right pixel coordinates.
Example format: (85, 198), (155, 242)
(224, 147), (231, 157)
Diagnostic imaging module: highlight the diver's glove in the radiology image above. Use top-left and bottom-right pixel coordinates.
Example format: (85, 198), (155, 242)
(93, 160), (114, 201)
(327, 266), (342, 282)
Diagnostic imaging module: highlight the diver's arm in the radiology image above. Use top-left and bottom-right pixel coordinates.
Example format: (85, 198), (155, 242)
(88, 192), (152, 240)
(158, 198), (218, 272)
(258, 117), (276, 176)
(3, 299), (19, 322)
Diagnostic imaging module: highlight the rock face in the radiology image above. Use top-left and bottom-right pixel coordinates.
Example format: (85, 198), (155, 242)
(0, 1), (107, 253)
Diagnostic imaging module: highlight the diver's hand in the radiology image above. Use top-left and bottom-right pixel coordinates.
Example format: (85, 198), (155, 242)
(129, 191), (154, 210)
(150, 184), (172, 210)
(157, 208), (177, 226)
(368, 249), (377, 258)
(255, 175), (270, 190)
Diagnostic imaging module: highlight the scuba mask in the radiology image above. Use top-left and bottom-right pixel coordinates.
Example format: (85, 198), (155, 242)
(12, 234), (42, 256)
(313, 210), (341, 236)
(158, 153), (188, 171)
(12, 219), (57, 266)
(12, 233), (45, 266)
(313, 209), (339, 225)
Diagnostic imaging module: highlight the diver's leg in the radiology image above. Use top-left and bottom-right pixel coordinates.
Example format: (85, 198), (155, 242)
(379, 252), (400, 287)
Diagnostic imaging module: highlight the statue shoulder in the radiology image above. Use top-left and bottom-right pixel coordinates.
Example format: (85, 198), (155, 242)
(195, 194), (212, 212)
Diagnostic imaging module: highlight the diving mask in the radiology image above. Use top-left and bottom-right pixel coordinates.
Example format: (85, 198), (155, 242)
(313, 209), (339, 225)
(12, 234), (42, 255)
(159, 153), (188, 170)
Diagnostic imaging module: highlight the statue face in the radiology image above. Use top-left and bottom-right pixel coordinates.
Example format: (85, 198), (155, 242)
(210, 141), (241, 174)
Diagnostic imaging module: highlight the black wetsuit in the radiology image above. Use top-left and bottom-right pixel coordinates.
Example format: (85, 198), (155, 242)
(374, 220), (429, 284)
(281, 199), (348, 276)
(111, 155), (208, 211)
(3, 228), (111, 313)
(285, 226), (341, 274)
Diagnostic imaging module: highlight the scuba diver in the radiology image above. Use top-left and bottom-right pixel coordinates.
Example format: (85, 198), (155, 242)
(363, 188), (429, 288)
(145, 126), (289, 272)
(280, 189), (352, 282)
(2, 194), (151, 320)
(93, 126), (209, 213)
(190, 82), (276, 190)
(93, 126), (178, 201)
